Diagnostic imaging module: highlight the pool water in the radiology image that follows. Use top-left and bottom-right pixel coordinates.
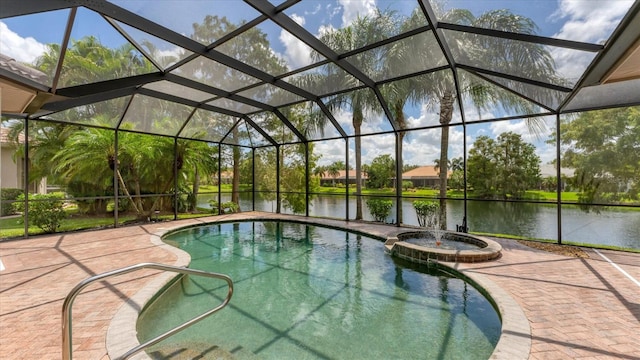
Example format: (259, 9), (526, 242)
(138, 221), (501, 359)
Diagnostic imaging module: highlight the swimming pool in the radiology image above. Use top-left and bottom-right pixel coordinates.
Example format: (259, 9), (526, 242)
(137, 221), (501, 359)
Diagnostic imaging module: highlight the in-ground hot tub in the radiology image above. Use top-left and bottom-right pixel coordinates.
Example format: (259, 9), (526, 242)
(385, 230), (502, 263)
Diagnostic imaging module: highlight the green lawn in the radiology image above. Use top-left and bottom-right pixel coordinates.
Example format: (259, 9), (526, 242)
(199, 183), (586, 202)
(0, 209), (220, 239)
(0, 215), (133, 238)
(311, 186), (580, 202)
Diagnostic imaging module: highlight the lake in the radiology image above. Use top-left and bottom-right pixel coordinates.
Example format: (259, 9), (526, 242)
(197, 193), (640, 250)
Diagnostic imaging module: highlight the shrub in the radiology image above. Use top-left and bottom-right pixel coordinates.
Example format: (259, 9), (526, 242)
(209, 200), (239, 214)
(413, 200), (439, 227)
(401, 180), (413, 191)
(13, 193), (67, 233)
(366, 198), (392, 222)
(1, 188), (24, 216)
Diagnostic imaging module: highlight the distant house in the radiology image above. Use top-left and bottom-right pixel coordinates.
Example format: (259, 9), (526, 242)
(539, 164), (575, 190)
(213, 171), (233, 185)
(320, 170), (368, 186)
(0, 127), (47, 193)
(401, 165), (449, 188)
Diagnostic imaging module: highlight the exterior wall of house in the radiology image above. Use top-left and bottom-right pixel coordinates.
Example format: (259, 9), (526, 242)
(0, 143), (46, 194)
(1, 144), (22, 189)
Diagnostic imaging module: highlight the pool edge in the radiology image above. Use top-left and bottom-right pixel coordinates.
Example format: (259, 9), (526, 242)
(105, 213), (531, 360)
(106, 224), (192, 360)
(437, 261), (532, 360)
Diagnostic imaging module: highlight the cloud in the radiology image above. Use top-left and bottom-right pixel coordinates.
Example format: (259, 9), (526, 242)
(484, 119), (556, 163)
(305, 4), (322, 16)
(279, 14), (314, 69)
(551, 0), (632, 43)
(338, 0), (377, 27)
(361, 133), (395, 163)
(549, 0), (633, 82)
(0, 21), (47, 64)
(315, 139), (347, 166)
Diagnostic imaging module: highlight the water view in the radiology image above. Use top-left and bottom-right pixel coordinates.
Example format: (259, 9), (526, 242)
(198, 193), (640, 250)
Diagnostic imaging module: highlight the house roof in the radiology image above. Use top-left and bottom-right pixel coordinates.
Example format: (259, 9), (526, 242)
(403, 166), (448, 178)
(321, 170), (367, 180)
(0, 54), (48, 84)
(540, 164), (575, 177)
(0, 127), (24, 145)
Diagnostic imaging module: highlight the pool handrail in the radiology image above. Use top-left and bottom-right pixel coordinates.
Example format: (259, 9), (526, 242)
(62, 262), (234, 360)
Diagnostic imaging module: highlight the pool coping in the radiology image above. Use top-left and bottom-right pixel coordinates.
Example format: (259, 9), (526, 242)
(386, 231), (503, 263)
(105, 213), (530, 360)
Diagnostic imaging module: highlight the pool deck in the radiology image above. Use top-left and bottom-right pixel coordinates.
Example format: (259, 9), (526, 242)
(1, 212), (638, 360)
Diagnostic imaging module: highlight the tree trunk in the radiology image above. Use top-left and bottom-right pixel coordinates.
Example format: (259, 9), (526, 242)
(438, 90), (455, 230)
(397, 131), (405, 224)
(231, 128), (241, 211)
(190, 167), (200, 212)
(116, 169), (140, 215)
(354, 112), (363, 220)
(395, 101), (406, 225)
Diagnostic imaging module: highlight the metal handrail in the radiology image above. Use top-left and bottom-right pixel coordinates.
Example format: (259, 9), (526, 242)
(62, 262), (233, 360)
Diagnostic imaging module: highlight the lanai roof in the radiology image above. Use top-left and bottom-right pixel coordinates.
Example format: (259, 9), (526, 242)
(1, 0), (639, 148)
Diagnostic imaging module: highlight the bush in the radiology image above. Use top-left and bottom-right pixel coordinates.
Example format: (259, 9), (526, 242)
(13, 193), (67, 233)
(401, 180), (413, 191)
(366, 198), (392, 222)
(1, 188), (24, 216)
(209, 200), (239, 214)
(413, 200), (439, 228)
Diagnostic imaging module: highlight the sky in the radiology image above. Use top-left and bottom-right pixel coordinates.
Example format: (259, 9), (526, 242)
(0, 0), (634, 167)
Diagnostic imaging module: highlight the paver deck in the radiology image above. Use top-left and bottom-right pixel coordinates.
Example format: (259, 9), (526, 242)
(1, 212), (638, 359)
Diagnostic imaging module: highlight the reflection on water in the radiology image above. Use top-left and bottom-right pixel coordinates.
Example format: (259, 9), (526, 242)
(140, 222), (500, 360)
(196, 193), (639, 249)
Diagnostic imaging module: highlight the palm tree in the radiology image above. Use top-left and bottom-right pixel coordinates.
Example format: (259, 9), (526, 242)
(327, 163), (341, 187)
(431, 8), (560, 229)
(383, 8), (443, 223)
(433, 158), (447, 177)
(190, 17), (288, 210)
(317, 12), (395, 219)
(450, 157), (464, 172)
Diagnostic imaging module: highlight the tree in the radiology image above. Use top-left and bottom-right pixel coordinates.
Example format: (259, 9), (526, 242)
(450, 157), (464, 172)
(467, 132), (541, 199)
(316, 12), (394, 219)
(252, 105), (320, 214)
(189, 16), (288, 209)
(448, 170), (465, 191)
(426, 8), (560, 228)
(367, 154), (395, 189)
(382, 7), (467, 223)
(52, 125), (216, 218)
(555, 107), (640, 203)
(326, 162), (341, 187)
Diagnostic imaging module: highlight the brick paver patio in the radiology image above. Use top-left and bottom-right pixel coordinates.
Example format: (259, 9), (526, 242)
(1, 212), (638, 359)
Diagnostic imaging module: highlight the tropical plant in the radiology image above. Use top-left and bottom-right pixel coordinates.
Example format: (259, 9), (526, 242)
(413, 200), (439, 228)
(326, 162), (342, 187)
(421, 8), (561, 228)
(366, 198), (393, 222)
(189, 16), (289, 210)
(315, 11), (394, 219)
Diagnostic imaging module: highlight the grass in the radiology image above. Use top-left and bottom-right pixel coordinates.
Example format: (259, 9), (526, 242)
(311, 186), (582, 202)
(0, 208), (220, 239)
(0, 214), (137, 238)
